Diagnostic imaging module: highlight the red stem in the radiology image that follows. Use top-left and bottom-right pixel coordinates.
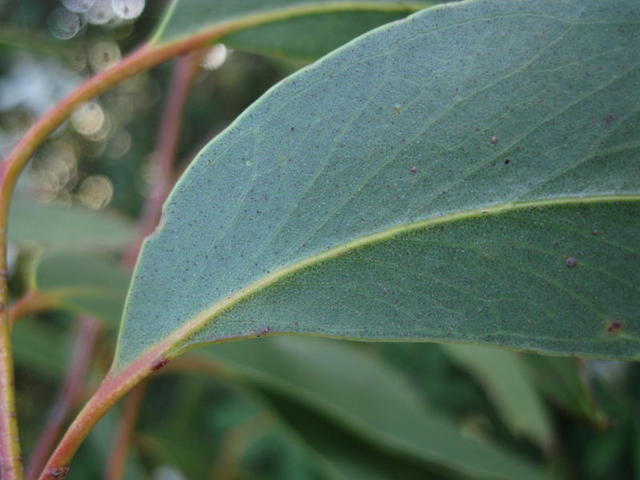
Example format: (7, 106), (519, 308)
(37, 342), (168, 480)
(0, 27), (228, 480)
(25, 317), (101, 480)
(103, 384), (147, 480)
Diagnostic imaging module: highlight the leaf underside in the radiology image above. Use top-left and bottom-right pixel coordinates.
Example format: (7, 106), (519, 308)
(115, 0), (640, 371)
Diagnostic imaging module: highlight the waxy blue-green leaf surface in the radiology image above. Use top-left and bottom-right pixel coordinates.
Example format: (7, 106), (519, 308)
(152, 0), (440, 60)
(116, 0), (640, 371)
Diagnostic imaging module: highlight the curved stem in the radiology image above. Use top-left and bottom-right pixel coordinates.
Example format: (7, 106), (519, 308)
(0, 28), (223, 480)
(0, 296), (22, 479)
(103, 383), (147, 480)
(25, 317), (101, 480)
(8, 290), (56, 328)
(36, 343), (166, 480)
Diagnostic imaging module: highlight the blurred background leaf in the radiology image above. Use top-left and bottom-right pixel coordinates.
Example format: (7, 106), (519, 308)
(3, 0), (639, 479)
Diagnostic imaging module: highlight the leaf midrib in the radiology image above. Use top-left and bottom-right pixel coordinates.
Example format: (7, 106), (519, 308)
(115, 194), (639, 369)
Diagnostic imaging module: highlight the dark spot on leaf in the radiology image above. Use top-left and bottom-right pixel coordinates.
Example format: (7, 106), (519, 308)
(290, 126), (295, 131)
(504, 159), (511, 165)
(605, 114), (616, 125)
(410, 166), (417, 175)
(490, 136), (498, 144)
(151, 358), (169, 371)
(565, 257), (578, 268)
(607, 321), (623, 333)
(255, 326), (272, 337)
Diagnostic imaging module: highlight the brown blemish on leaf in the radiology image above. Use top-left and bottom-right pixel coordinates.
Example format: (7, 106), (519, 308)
(254, 326), (272, 337)
(150, 358), (169, 371)
(607, 321), (623, 333)
(565, 257), (578, 268)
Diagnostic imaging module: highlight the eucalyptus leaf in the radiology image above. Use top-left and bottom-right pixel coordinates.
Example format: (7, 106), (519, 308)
(9, 199), (133, 252)
(116, 0), (640, 372)
(524, 356), (609, 429)
(198, 337), (545, 479)
(219, 9), (432, 61)
(442, 344), (552, 445)
(12, 319), (69, 378)
(266, 392), (452, 480)
(33, 252), (129, 327)
(152, 0), (438, 61)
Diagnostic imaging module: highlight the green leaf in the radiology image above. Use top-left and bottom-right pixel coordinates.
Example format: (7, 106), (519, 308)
(221, 9), (427, 61)
(116, 0), (640, 372)
(12, 318), (69, 378)
(441, 344), (552, 445)
(152, 0), (440, 60)
(524, 355), (609, 429)
(32, 252), (129, 327)
(198, 337), (546, 479)
(634, 416), (640, 480)
(140, 375), (325, 480)
(9, 198), (133, 252)
(265, 391), (452, 480)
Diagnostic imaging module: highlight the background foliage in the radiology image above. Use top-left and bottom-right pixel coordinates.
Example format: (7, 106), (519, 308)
(1, 1), (638, 479)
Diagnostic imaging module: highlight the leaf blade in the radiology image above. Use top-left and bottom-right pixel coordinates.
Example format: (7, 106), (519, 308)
(115, 0), (640, 370)
(33, 252), (130, 327)
(152, 0), (439, 60)
(442, 344), (552, 445)
(199, 337), (547, 480)
(9, 199), (133, 252)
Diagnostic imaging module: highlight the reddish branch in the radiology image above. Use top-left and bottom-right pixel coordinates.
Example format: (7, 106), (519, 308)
(0, 26), (228, 478)
(0, 303), (22, 479)
(25, 317), (101, 480)
(37, 340), (169, 480)
(8, 291), (56, 328)
(103, 384), (147, 480)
